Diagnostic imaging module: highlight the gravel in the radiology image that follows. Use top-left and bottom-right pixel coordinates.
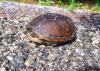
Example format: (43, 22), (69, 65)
(0, 1), (100, 71)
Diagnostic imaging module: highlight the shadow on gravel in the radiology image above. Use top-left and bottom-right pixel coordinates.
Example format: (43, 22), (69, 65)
(90, 13), (100, 30)
(28, 35), (77, 47)
(77, 65), (100, 71)
(54, 36), (77, 47)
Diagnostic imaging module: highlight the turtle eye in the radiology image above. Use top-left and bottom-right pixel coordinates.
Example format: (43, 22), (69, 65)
(26, 24), (32, 32)
(26, 27), (32, 32)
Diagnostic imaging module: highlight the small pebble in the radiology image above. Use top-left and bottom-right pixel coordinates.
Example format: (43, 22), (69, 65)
(48, 54), (56, 61)
(14, 56), (24, 64)
(92, 37), (100, 45)
(25, 55), (36, 67)
(5, 29), (13, 35)
(0, 68), (6, 71)
(75, 48), (85, 56)
(13, 19), (19, 24)
(9, 46), (18, 51)
(7, 56), (13, 61)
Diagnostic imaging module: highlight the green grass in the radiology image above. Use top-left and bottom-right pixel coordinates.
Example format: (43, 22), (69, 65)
(68, 0), (77, 10)
(91, 0), (100, 12)
(0, 0), (100, 12)
(38, 0), (53, 6)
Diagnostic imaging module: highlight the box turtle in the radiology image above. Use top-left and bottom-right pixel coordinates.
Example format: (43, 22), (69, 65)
(27, 13), (76, 45)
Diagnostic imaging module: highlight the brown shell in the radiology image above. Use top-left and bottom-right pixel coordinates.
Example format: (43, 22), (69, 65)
(28, 13), (76, 43)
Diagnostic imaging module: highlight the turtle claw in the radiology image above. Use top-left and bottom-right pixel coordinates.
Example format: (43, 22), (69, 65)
(27, 33), (42, 43)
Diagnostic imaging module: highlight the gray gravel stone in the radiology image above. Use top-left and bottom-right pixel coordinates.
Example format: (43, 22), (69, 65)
(7, 56), (13, 61)
(0, 67), (6, 71)
(14, 56), (24, 64)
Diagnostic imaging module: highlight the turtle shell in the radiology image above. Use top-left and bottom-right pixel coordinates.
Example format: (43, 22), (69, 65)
(28, 13), (76, 43)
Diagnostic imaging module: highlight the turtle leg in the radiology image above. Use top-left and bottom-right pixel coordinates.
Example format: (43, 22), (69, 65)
(27, 33), (42, 43)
